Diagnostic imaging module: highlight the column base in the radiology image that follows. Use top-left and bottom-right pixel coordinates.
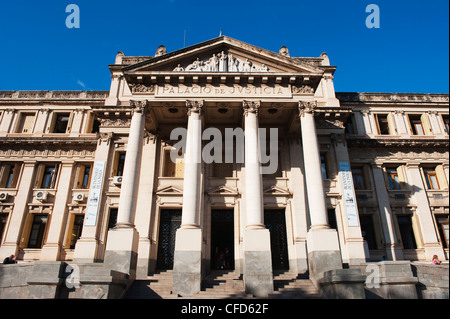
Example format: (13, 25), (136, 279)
(293, 239), (308, 274)
(172, 228), (202, 297)
(73, 237), (99, 263)
(40, 243), (60, 261)
(243, 228), (274, 298)
(385, 243), (404, 261)
(307, 228), (342, 281)
(103, 227), (139, 280)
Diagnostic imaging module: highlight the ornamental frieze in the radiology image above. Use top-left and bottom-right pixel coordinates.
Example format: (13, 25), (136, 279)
(173, 51), (270, 73)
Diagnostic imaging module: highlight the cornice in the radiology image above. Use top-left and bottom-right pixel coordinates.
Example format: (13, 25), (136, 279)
(0, 136), (98, 146)
(347, 137), (449, 148)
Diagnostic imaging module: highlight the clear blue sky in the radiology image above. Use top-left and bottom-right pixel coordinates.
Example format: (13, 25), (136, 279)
(0, 0), (448, 93)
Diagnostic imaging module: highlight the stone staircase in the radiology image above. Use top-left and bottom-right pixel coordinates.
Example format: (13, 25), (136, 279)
(124, 270), (322, 299)
(124, 270), (176, 299)
(268, 271), (322, 299)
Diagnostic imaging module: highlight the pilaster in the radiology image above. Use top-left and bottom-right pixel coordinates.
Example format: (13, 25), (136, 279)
(40, 162), (74, 261)
(405, 163), (445, 260)
(371, 163), (404, 261)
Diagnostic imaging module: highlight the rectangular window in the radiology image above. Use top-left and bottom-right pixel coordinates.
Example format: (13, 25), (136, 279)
(435, 215), (449, 249)
(16, 113), (36, 133)
(35, 164), (59, 189)
(162, 149), (184, 178)
(442, 115), (449, 135)
(74, 164), (92, 189)
(48, 112), (71, 133)
(108, 208), (118, 230)
(320, 154), (329, 179)
(327, 209), (337, 230)
(0, 213), (8, 246)
(86, 112), (100, 133)
(69, 215), (84, 249)
(116, 153), (126, 177)
(27, 214), (48, 248)
(397, 215), (417, 249)
(375, 114), (390, 135)
(345, 114), (357, 135)
(360, 215), (377, 250)
(423, 168), (440, 190)
(386, 168), (401, 190)
(409, 114), (425, 135)
(111, 152), (126, 177)
(41, 165), (57, 189)
(0, 163), (21, 189)
(351, 167), (366, 190)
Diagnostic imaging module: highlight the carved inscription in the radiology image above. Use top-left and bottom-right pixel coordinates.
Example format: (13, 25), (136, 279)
(156, 84), (291, 98)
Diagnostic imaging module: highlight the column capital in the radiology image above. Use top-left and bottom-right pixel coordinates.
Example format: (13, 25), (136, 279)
(130, 99), (148, 115)
(242, 100), (260, 116)
(186, 100), (204, 116)
(298, 101), (317, 117)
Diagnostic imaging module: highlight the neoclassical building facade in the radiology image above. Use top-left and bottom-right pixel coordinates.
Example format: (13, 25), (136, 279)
(0, 37), (448, 297)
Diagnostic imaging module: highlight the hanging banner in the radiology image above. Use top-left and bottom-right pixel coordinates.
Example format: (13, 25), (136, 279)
(84, 161), (106, 226)
(339, 162), (360, 227)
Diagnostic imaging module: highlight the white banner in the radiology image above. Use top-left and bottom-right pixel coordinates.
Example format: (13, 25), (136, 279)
(84, 161), (106, 226)
(339, 162), (359, 227)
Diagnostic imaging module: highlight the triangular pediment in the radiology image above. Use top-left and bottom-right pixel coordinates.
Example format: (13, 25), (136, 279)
(155, 185), (183, 195)
(263, 185), (291, 196)
(207, 185), (239, 196)
(123, 36), (325, 75)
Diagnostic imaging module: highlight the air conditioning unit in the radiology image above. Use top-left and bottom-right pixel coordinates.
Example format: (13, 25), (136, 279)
(113, 176), (123, 186)
(35, 190), (48, 201)
(0, 192), (8, 201)
(73, 193), (85, 202)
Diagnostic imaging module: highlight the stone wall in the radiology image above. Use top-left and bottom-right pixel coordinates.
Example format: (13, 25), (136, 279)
(412, 262), (449, 299)
(0, 261), (130, 299)
(350, 261), (449, 299)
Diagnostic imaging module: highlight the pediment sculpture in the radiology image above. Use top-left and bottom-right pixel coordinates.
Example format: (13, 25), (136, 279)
(173, 51), (270, 72)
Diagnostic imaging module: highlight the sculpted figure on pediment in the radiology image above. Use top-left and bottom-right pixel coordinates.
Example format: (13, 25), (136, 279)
(218, 51), (228, 71)
(173, 64), (184, 72)
(241, 59), (252, 72)
(179, 52), (270, 73)
(186, 58), (204, 71)
(228, 54), (239, 72)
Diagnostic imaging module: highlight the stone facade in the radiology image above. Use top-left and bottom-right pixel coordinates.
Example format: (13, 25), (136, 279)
(0, 36), (448, 298)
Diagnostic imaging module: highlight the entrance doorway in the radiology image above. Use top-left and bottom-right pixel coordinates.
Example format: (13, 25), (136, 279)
(156, 209), (181, 270)
(211, 209), (234, 270)
(264, 209), (289, 270)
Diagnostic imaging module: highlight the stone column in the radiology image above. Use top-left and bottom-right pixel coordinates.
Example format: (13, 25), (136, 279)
(242, 100), (274, 298)
(173, 100), (204, 297)
(371, 163), (403, 260)
(405, 163), (445, 260)
(299, 101), (342, 280)
(104, 100), (146, 279)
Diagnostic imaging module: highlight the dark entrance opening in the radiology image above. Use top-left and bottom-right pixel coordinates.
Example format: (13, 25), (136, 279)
(264, 209), (289, 270)
(211, 209), (234, 270)
(156, 209), (181, 270)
